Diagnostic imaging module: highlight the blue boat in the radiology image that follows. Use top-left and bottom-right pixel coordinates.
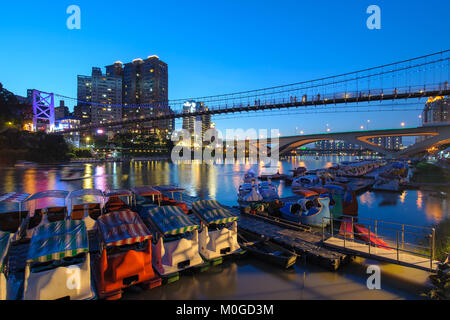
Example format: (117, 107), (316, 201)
(280, 195), (331, 227)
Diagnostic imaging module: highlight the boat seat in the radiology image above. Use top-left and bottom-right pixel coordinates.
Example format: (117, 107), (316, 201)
(0, 211), (29, 233)
(36, 207), (67, 223)
(71, 203), (102, 220)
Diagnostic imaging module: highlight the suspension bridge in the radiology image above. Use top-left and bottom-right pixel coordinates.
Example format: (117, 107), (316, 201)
(34, 50), (450, 138)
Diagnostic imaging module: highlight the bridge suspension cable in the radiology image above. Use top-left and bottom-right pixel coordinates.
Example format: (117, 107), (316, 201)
(53, 50), (450, 133)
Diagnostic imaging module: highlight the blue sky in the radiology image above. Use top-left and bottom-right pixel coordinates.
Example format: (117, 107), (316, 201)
(0, 0), (449, 136)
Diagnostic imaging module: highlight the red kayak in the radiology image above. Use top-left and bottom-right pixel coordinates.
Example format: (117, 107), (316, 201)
(354, 224), (393, 250)
(338, 217), (354, 239)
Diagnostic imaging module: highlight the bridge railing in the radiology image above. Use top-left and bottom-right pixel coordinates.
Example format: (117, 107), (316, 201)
(321, 215), (436, 271)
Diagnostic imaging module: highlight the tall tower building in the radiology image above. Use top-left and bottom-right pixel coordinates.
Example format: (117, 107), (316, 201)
(182, 100), (212, 138)
(105, 55), (171, 133)
(76, 67), (122, 126)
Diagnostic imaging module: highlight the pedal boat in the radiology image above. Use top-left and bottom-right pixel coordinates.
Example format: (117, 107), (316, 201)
(23, 220), (95, 300)
(131, 186), (162, 212)
(258, 178), (279, 201)
(192, 200), (241, 261)
(140, 206), (205, 276)
(0, 192), (30, 238)
(153, 185), (189, 214)
(105, 189), (133, 212)
(94, 210), (161, 300)
(280, 192), (331, 227)
(68, 189), (105, 232)
(23, 190), (70, 239)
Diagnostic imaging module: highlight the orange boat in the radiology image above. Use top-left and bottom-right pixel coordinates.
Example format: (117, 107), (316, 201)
(292, 189), (318, 199)
(338, 216), (354, 239)
(94, 210), (161, 299)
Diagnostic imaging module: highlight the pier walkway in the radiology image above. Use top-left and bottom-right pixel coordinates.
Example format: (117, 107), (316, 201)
(323, 236), (440, 272)
(321, 216), (439, 272)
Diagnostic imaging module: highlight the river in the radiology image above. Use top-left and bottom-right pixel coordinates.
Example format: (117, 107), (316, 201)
(1, 155), (448, 299)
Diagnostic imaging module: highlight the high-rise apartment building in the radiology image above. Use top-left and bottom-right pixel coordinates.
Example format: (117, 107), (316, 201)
(55, 100), (70, 120)
(76, 67), (123, 126)
(182, 100), (212, 138)
(105, 55), (172, 133)
(422, 96), (450, 124)
(368, 136), (403, 151)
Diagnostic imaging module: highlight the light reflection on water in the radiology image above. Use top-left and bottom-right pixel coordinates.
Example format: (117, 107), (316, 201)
(0, 155), (448, 299)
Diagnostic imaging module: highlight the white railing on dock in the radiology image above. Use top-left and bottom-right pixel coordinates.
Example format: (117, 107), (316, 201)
(321, 215), (436, 272)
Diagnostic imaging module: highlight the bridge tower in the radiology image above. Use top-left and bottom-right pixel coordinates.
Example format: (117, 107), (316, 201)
(32, 90), (55, 132)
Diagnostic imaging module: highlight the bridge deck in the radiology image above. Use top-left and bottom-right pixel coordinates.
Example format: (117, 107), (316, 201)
(323, 236), (439, 272)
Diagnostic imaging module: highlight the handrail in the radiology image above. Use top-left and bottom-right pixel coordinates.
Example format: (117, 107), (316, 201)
(321, 215), (436, 271)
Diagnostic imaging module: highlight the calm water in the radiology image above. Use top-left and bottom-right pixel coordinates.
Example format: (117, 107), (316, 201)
(1, 155), (448, 299)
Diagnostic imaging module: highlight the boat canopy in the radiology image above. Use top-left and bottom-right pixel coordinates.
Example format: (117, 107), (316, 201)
(97, 210), (152, 247)
(69, 189), (104, 199)
(145, 206), (199, 236)
(131, 186), (161, 197)
(26, 190), (69, 202)
(0, 231), (11, 271)
(26, 220), (89, 264)
(192, 200), (239, 225)
(105, 189), (132, 197)
(0, 193), (30, 203)
(154, 185), (184, 193)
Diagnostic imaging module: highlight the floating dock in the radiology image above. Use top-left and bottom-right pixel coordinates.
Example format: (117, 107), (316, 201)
(236, 212), (349, 271)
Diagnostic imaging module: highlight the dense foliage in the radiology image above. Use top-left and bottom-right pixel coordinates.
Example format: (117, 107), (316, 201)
(0, 128), (71, 165)
(0, 83), (32, 129)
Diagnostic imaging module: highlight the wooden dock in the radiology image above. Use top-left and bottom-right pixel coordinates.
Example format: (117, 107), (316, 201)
(323, 236), (440, 272)
(237, 213), (349, 271)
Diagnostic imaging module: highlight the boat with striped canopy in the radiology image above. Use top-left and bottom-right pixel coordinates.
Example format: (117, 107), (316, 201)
(23, 220), (95, 300)
(0, 231), (12, 300)
(192, 200), (241, 261)
(94, 210), (161, 300)
(141, 206), (205, 276)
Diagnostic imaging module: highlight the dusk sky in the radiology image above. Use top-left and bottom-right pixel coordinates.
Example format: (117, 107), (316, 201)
(1, 0), (449, 136)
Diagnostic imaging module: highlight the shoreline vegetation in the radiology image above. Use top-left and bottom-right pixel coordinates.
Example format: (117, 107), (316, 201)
(0, 128), (71, 166)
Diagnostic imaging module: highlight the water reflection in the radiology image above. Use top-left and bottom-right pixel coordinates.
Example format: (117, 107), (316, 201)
(0, 156), (448, 228)
(1, 156), (447, 300)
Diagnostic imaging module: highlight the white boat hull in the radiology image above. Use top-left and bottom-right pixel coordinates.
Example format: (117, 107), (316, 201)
(23, 253), (95, 300)
(199, 221), (241, 260)
(152, 230), (205, 276)
(0, 273), (6, 300)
